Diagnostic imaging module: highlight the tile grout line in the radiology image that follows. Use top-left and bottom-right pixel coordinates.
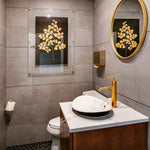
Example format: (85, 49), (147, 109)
(6, 81), (93, 88)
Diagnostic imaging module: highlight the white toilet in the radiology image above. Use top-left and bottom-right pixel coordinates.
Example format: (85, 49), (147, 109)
(47, 117), (60, 150)
(47, 92), (88, 150)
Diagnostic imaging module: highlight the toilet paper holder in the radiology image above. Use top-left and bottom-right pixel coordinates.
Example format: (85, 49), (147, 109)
(4, 99), (16, 112)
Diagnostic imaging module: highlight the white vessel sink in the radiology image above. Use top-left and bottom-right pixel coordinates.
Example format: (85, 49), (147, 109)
(72, 95), (112, 117)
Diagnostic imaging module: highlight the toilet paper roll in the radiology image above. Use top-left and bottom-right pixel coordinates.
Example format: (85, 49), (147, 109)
(5, 100), (16, 111)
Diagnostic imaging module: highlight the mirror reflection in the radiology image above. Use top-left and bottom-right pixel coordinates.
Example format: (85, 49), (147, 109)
(111, 0), (147, 59)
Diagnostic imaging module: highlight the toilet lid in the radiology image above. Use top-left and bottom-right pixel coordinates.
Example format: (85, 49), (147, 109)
(49, 117), (60, 129)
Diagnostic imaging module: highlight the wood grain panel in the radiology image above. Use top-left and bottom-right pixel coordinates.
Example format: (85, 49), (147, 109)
(73, 123), (147, 150)
(60, 110), (73, 150)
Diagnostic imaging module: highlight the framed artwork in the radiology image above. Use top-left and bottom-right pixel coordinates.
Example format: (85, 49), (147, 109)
(36, 17), (68, 66)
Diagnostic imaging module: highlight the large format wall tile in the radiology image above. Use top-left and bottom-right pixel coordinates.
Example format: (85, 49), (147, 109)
(0, 0), (5, 26)
(6, 8), (28, 27)
(22, 65), (92, 86)
(6, 86), (33, 105)
(75, 28), (93, 46)
(93, 6), (112, 45)
(75, 10), (93, 46)
(6, 0), (93, 11)
(0, 0), (5, 47)
(6, 124), (52, 146)
(6, 48), (27, 67)
(0, 110), (6, 150)
(74, 64), (93, 82)
(8, 105), (35, 126)
(75, 47), (93, 65)
(6, 125), (48, 146)
(143, 0), (150, 31)
(0, 26), (6, 46)
(72, 0), (93, 11)
(6, 65), (92, 87)
(28, 65), (93, 86)
(134, 68), (150, 106)
(0, 0), (5, 149)
(6, 0), (28, 8)
(0, 46), (5, 69)
(0, 68), (6, 107)
(75, 11), (92, 29)
(133, 32), (150, 67)
(94, 0), (104, 9)
(6, 67), (32, 87)
(31, 84), (72, 105)
(6, 27), (27, 47)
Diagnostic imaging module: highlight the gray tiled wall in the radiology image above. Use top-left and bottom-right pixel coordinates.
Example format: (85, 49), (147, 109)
(6, 0), (150, 148)
(6, 0), (93, 146)
(93, 0), (150, 149)
(0, 0), (6, 150)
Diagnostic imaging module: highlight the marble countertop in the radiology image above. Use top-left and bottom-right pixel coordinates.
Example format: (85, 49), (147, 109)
(59, 90), (149, 133)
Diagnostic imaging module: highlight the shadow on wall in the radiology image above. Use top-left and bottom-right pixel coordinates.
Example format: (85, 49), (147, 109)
(4, 112), (14, 125)
(97, 66), (105, 77)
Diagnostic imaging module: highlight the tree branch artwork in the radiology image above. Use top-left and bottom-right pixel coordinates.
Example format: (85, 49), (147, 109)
(116, 21), (138, 52)
(38, 19), (66, 61)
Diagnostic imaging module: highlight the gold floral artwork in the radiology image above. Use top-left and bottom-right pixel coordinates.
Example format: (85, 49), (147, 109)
(115, 21), (138, 51)
(38, 19), (66, 53)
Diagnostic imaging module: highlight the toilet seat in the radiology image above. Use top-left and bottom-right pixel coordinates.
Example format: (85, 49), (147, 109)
(47, 117), (60, 137)
(48, 117), (60, 130)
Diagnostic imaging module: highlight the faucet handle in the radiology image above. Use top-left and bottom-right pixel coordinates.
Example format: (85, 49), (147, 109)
(106, 76), (116, 81)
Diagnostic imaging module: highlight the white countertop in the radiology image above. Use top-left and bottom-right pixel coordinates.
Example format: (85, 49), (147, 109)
(60, 90), (149, 133)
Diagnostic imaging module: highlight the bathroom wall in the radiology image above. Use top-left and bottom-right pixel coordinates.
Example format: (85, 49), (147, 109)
(6, 0), (93, 146)
(0, 0), (6, 149)
(93, 0), (150, 148)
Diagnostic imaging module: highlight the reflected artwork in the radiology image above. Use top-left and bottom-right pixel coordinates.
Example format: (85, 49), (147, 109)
(113, 19), (139, 57)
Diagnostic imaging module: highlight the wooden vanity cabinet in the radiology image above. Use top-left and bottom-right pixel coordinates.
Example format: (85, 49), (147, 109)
(60, 109), (148, 150)
(60, 110), (73, 150)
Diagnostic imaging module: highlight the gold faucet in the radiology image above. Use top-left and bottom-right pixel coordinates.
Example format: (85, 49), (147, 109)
(98, 77), (117, 108)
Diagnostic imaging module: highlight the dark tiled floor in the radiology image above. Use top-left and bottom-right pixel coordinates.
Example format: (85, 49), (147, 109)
(6, 141), (51, 150)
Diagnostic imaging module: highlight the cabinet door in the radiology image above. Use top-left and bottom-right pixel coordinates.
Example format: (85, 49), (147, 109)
(60, 109), (73, 150)
(73, 123), (148, 150)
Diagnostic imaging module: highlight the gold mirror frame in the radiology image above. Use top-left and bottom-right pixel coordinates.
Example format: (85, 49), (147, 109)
(110, 0), (147, 59)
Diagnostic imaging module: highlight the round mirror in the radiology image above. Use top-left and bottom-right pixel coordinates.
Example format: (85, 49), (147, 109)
(110, 0), (147, 59)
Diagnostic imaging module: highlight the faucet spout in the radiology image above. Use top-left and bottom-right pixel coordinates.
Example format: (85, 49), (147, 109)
(98, 77), (117, 108)
(98, 87), (112, 92)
